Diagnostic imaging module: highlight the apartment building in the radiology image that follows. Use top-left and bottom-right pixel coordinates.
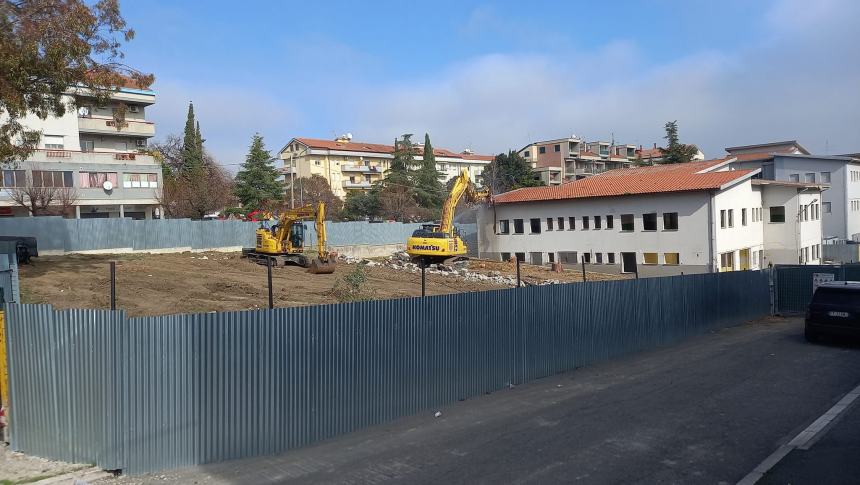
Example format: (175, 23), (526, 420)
(477, 159), (824, 277)
(0, 80), (161, 219)
(722, 140), (860, 242)
(634, 144), (706, 164)
(278, 136), (494, 198)
(517, 136), (639, 186)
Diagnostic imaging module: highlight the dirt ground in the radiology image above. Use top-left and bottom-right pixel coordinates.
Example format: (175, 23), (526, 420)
(18, 252), (628, 317)
(0, 442), (93, 483)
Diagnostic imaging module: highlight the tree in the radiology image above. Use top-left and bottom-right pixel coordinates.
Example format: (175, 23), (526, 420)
(482, 150), (543, 194)
(234, 134), (282, 210)
(340, 190), (380, 221)
(6, 173), (78, 216)
(385, 133), (415, 186)
(377, 184), (424, 222)
(660, 121), (698, 164)
(1, 0), (154, 166)
(284, 175), (343, 218)
(180, 103), (203, 173)
(413, 133), (446, 214)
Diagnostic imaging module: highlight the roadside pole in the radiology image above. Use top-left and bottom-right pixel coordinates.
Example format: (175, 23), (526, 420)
(421, 261), (426, 297)
(581, 259), (586, 282)
(516, 258), (521, 288)
(267, 257), (274, 309)
(109, 261), (116, 310)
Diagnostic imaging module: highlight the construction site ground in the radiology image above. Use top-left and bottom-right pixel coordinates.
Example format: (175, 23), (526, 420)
(18, 252), (629, 317)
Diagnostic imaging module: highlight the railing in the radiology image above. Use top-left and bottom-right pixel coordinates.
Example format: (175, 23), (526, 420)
(342, 180), (372, 188)
(45, 150), (71, 158)
(114, 153), (137, 161)
(341, 164), (382, 173)
(78, 116), (155, 136)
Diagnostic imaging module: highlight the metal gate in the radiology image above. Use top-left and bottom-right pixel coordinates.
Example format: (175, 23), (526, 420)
(773, 264), (860, 313)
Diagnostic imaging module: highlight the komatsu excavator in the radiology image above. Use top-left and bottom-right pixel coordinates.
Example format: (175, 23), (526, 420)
(406, 169), (489, 265)
(242, 201), (337, 274)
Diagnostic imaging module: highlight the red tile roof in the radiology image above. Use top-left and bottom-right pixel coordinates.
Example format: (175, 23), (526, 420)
(293, 137), (494, 161)
(636, 147), (664, 159)
(494, 159), (753, 204)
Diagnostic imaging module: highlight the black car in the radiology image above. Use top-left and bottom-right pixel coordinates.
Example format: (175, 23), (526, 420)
(805, 281), (860, 342)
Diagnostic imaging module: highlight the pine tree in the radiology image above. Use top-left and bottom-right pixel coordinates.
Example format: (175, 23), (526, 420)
(180, 102), (202, 173)
(385, 133), (414, 186)
(661, 120), (698, 164)
(234, 134), (283, 210)
(483, 150), (544, 194)
(195, 121), (204, 156)
(413, 133), (446, 211)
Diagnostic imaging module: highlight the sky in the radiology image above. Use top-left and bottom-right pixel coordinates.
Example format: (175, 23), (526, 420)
(119, 0), (860, 169)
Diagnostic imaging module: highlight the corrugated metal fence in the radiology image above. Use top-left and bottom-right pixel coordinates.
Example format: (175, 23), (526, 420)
(5, 270), (770, 474)
(773, 264), (860, 313)
(0, 217), (430, 255)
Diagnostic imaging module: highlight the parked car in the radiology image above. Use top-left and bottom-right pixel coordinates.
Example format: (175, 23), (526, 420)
(805, 281), (860, 342)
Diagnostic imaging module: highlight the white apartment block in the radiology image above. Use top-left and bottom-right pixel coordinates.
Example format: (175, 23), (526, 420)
(477, 159), (825, 277)
(278, 136), (494, 198)
(0, 80), (161, 219)
(722, 140), (860, 242)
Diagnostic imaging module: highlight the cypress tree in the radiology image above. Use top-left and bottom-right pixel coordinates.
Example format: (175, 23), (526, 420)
(413, 133), (446, 210)
(180, 102), (202, 173)
(234, 134), (283, 209)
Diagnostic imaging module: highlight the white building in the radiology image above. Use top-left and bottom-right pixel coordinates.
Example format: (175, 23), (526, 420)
(477, 159), (825, 276)
(722, 141), (860, 242)
(0, 80), (161, 219)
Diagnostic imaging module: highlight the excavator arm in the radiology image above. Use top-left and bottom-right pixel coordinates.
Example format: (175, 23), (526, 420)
(439, 169), (471, 235)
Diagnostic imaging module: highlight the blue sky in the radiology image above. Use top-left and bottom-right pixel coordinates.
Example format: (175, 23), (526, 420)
(119, 0), (860, 168)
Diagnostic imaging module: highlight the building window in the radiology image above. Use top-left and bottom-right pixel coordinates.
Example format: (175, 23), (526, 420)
(594, 215), (602, 229)
(662, 212), (678, 230)
(769, 206), (786, 223)
(823, 202), (832, 213)
(546, 217), (553, 231)
(664, 253), (680, 265)
(42, 134), (64, 149)
(314, 160), (321, 166)
(1, 169), (26, 188)
(720, 210), (726, 229)
(607, 253), (615, 264)
(642, 212), (657, 231)
(123, 173), (158, 188)
(595, 253), (603, 264)
(643, 252), (658, 264)
(720, 252), (734, 272)
(554, 144), (560, 152)
(500, 252), (511, 261)
(515, 252), (525, 262)
(530, 218), (541, 234)
(539, 146), (546, 154)
(582, 253), (591, 263)
(582, 216), (590, 229)
(789, 174), (799, 182)
(523, 151), (530, 158)
(498, 219), (510, 234)
(620, 214), (634, 231)
(80, 140), (95, 152)
(804, 173), (815, 183)
(728, 209), (734, 227)
(741, 208), (747, 226)
(32, 170), (73, 187)
(79, 171), (118, 188)
(557, 217), (564, 230)
(821, 172), (831, 183)
(513, 219), (524, 234)
(568, 216), (575, 230)
(603, 215), (613, 229)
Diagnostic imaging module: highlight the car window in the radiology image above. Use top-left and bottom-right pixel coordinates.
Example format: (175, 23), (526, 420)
(812, 288), (860, 307)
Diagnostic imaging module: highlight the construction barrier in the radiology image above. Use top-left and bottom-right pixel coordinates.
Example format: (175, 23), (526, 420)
(4, 269), (770, 474)
(773, 263), (860, 313)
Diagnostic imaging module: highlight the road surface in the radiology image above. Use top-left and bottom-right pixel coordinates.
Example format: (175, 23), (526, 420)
(101, 317), (860, 484)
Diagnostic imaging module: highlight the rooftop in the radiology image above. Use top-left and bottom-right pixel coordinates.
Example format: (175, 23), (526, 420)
(286, 137), (494, 161)
(750, 179), (828, 189)
(493, 159), (754, 204)
(725, 140), (810, 155)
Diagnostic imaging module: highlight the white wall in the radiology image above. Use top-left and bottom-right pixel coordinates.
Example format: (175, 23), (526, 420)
(761, 186), (823, 264)
(15, 94), (81, 151)
(712, 181), (765, 269)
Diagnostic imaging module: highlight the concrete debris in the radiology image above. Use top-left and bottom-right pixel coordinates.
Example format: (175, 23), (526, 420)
(434, 411), (442, 418)
(199, 255), (208, 260)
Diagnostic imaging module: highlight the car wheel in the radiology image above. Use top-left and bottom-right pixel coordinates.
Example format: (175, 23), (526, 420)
(805, 327), (818, 342)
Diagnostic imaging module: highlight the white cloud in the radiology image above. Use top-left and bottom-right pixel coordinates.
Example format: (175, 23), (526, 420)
(338, 0), (860, 157)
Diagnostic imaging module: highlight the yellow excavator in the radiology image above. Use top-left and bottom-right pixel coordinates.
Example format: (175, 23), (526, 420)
(242, 201), (337, 274)
(406, 169), (488, 265)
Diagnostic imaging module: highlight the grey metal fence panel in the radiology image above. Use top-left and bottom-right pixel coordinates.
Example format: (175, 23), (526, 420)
(0, 252), (19, 303)
(5, 270), (770, 474)
(773, 264), (860, 313)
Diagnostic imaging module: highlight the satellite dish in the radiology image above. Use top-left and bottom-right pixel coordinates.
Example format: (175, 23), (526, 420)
(78, 106), (90, 117)
(102, 180), (113, 191)
(346, 133), (353, 140)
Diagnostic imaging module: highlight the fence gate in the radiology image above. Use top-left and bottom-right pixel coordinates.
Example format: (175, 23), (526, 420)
(774, 264), (860, 313)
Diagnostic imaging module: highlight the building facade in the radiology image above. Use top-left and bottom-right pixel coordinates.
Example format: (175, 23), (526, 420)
(477, 160), (824, 277)
(278, 136), (493, 198)
(722, 141), (860, 242)
(0, 82), (161, 219)
(517, 136), (638, 186)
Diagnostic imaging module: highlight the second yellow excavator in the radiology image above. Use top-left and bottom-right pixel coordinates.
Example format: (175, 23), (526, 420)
(242, 201), (337, 274)
(406, 169), (489, 265)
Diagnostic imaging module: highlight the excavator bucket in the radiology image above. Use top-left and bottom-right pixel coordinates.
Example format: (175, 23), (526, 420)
(307, 256), (337, 274)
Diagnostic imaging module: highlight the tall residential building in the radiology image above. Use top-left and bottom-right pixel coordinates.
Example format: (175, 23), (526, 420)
(478, 159), (825, 276)
(278, 136), (494, 198)
(0, 80), (161, 219)
(722, 140), (860, 242)
(517, 136), (641, 186)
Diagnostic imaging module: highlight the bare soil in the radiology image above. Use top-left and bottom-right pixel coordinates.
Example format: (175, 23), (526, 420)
(18, 252), (628, 317)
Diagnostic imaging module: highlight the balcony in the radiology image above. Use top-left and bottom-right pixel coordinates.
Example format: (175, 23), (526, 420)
(78, 116), (155, 137)
(342, 180), (373, 189)
(341, 164), (382, 173)
(25, 149), (157, 166)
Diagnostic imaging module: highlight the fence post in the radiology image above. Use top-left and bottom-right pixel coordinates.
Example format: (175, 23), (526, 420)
(581, 259), (586, 282)
(0, 308), (8, 444)
(109, 261), (116, 310)
(421, 260), (426, 297)
(516, 257), (521, 288)
(267, 257), (274, 309)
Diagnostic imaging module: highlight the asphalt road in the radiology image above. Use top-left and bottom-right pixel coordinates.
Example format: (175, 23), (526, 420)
(103, 317), (860, 485)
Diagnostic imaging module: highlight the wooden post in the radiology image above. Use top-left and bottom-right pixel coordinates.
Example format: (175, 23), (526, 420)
(267, 257), (274, 309)
(516, 257), (521, 288)
(581, 258), (586, 282)
(109, 261), (116, 310)
(421, 260), (426, 297)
